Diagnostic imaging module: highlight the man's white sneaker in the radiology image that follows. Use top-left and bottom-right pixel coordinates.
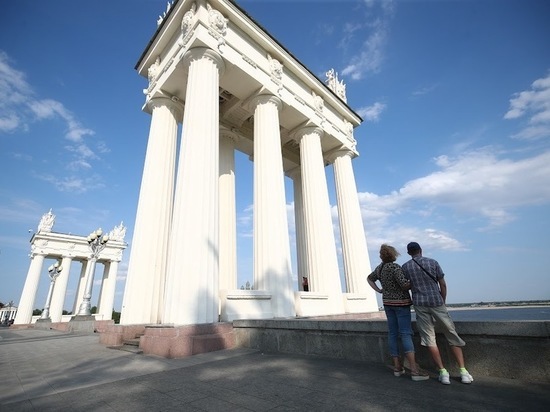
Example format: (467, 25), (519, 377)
(439, 371), (451, 385)
(461, 371), (473, 384)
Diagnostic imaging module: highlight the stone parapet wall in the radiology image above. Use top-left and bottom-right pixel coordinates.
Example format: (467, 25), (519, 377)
(232, 318), (550, 383)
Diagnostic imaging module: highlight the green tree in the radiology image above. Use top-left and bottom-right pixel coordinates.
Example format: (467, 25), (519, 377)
(32, 309), (42, 316)
(112, 310), (121, 324)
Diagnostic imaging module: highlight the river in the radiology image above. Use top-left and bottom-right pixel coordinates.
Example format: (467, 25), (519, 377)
(414, 306), (550, 321)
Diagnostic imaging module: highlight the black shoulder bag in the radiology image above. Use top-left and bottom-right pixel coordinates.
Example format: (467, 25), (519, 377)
(412, 258), (438, 284)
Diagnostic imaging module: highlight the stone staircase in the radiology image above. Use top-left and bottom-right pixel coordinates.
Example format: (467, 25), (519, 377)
(100, 322), (235, 358)
(109, 333), (144, 354)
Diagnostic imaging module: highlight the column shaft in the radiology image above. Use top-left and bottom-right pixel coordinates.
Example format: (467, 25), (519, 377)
(49, 256), (73, 322)
(14, 254), (45, 324)
(120, 96), (182, 325)
(331, 151), (378, 310)
(289, 168), (308, 290)
(219, 132), (238, 291)
(331, 152), (370, 292)
(72, 261), (88, 314)
(98, 261), (119, 320)
(252, 94), (295, 318)
(163, 48), (224, 325)
(297, 127), (344, 314)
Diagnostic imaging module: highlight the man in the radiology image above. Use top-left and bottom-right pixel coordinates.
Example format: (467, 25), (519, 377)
(402, 242), (473, 385)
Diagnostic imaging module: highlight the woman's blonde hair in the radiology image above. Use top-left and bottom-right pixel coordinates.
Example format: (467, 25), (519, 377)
(379, 244), (400, 263)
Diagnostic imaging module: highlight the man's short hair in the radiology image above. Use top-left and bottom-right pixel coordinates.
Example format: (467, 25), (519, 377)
(407, 242), (421, 253)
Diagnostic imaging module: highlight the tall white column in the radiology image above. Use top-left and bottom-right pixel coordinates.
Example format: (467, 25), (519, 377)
(120, 96), (183, 325)
(72, 261), (88, 314)
(219, 130), (238, 292)
(98, 261), (119, 320)
(328, 150), (374, 299)
(295, 126), (344, 314)
(49, 256), (73, 322)
(252, 94), (295, 318)
(14, 254), (45, 324)
(76, 257), (98, 315)
(163, 47), (225, 325)
(288, 167), (308, 290)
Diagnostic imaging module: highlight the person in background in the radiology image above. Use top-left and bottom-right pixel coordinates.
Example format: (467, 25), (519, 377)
(302, 277), (309, 292)
(402, 242), (473, 385)
(368, 244), (429, 381)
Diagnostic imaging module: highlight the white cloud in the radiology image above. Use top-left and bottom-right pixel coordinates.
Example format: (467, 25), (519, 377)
(0, 113), (20, 132)
(28, 99), (95, 143)
(0, 51), (32, 106)
(504, 71), (550, 140)
(341, 1), (395, 80)
(357, 102), (386, 122)
(412, 84), (439, 97)
(36, 174), (105, 194)
(358, 147), (550, 240)
(0, 50), (105, 192)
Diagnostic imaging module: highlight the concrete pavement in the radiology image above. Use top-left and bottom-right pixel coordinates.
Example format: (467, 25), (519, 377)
(1, 328), (549, 411)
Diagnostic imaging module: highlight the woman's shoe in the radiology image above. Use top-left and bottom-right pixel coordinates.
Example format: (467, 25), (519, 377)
(393, 368), (405, 377)
(411, 371), (430, 381)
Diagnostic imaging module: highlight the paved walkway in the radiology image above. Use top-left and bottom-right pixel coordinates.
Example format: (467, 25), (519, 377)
(1, 328), (549, 411)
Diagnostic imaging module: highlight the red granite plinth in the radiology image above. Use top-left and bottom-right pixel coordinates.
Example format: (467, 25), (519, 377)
(140, 323), (235, 358)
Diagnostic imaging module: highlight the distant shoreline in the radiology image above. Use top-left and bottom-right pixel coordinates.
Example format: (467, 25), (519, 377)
(447, 304), (550, 311)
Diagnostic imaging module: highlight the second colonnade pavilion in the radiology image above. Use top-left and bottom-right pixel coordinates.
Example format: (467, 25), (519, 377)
(120, 0), (378, 326)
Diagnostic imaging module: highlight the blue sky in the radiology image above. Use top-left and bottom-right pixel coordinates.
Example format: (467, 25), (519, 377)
(1, 0), (549, 313)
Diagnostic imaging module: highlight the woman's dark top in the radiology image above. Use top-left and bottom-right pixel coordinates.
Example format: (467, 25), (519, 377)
(368, 262), (412, 306)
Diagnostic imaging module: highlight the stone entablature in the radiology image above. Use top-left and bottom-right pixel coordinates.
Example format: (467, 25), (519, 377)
(137, 0), (360, 169)
(30, 231), (126, 263)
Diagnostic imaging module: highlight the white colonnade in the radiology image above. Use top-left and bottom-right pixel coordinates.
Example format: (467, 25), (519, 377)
(14, 212), (127, 325)
(120, 0), (378, 325)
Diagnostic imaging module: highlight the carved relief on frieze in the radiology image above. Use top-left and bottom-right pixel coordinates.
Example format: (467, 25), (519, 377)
(312, 91), (324, 113)
(147, 56), (161, 83)
(343, 119), (357, 149)
(180, 2), (197, 47)
(267, 54), (283, 95)
(207, 3), (228, 52)
(293, 93), (306, 106)
(311, 91), (326, 126)
(242, 53), (257, 68)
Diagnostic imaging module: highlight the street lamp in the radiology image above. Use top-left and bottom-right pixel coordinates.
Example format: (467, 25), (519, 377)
(39, 261), (63, 320)
(76, 228), (109, 316)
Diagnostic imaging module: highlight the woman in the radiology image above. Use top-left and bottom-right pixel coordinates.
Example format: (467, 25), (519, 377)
(368, 244), (428, 381)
